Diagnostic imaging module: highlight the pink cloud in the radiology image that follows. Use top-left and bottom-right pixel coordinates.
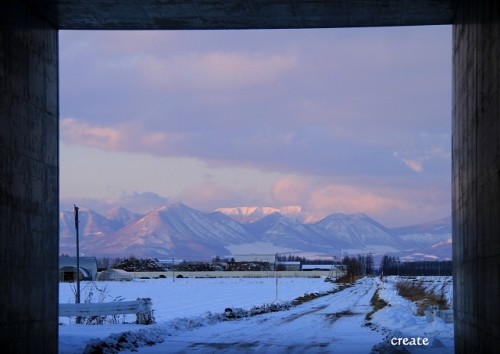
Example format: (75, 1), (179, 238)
(270, 177), (313, 206)
(269, 176), (442, 225)
(61, 118), (122, 150)
(401, 158), (423, 173)
(175, 180), (268, 212)
(137, 51), (297, 91)
(61, 117), (181, 155)
(306, 184), (409, 221)
(393, 139), (450, 173)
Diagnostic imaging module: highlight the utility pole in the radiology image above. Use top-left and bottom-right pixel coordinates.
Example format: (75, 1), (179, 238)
(275, 253), (279, 302)
(74, 205), (81, 304)
(172, 256), (175, 282)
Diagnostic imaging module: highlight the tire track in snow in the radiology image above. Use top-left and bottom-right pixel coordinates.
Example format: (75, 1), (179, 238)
(277, 282), (375, 326)
(280, 304), (329, 324)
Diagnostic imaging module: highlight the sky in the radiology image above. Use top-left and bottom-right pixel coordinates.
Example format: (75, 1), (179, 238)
(59, 25), (451, 227)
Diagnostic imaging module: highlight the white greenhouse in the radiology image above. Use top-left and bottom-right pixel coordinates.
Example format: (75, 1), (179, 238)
(97, 268), (133, 281)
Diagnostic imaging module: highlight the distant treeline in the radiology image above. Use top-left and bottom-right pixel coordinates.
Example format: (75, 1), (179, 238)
(97, 256), (166, 272)
(380, 255), (452, 276)
(275, 254), (337, 264)
(97, 257), (131, 270)
(340, 254), (452, 277)
(342, 254), (374, 278)
(95, 254), (452, 276)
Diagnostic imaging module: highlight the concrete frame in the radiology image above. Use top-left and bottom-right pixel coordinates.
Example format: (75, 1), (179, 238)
(1, 1), (499, 353)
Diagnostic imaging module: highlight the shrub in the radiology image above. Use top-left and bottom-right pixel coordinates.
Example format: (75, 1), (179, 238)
(365, 287), (389, 320)
(395, 280), (448, 315)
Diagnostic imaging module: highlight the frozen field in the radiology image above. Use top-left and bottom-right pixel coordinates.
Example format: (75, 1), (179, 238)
(59, 276), (454, 354)
(59, 277), (336, 324)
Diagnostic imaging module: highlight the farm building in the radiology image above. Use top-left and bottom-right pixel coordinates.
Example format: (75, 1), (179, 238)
(97, 268), (133, 281)
(158, 259), (184, 269)
(59, 256), (98, 282)
(302, 264), (335, 271)
(233, 254), (276, 263)
(276, 261), (301, 271)
(233, 254), (276, 270)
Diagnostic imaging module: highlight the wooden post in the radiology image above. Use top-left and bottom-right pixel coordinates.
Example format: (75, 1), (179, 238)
(74, 205), (81, 324)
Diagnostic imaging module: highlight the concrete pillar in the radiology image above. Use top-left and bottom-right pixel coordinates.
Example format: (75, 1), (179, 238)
(0, 2), (59, 353)
(453, 0), (500, 352)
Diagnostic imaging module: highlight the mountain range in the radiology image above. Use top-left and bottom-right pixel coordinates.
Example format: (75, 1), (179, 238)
(59, 203), (452, 261)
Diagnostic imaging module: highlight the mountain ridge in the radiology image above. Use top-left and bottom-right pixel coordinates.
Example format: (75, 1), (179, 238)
(59, 203), (451, 261)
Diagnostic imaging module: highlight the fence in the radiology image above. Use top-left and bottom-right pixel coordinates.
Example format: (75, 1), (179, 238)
(59, 298), (154, 324)
(126, 270), (341, 278)
(424, 305), (454, 323)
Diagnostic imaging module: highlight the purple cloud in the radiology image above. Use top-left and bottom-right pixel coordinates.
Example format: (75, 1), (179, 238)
(59, 26), (451, 225)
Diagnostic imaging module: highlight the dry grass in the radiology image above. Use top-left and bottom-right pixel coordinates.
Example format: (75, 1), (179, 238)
(292, 284), (350, 306)
(395, 280), (449, 315)
(326, 310), (356, 324)
(365, 287), (389, 320)
(335, 275), (364, 284)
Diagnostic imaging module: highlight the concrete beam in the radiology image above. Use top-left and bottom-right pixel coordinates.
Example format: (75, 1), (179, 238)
(0, 2), (59, 353)
(452, 0), (500, 352)
(26, 0), (456, 30)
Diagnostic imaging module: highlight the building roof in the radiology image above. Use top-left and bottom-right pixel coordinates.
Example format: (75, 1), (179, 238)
(59, 256), (97, 269)
(302, 264), (334, 270)
(97, 268), (133, 281)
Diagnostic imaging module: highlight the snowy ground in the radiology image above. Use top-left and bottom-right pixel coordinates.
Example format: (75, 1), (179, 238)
(59, 276), (454, 354)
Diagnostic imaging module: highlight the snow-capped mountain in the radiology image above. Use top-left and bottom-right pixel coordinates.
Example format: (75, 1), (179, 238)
(398, 237), (452, 261)
(391, 216), (452, 247)
(91, 204), (254, 259)
(59, 204), (451, 260)
(314, 213), (413, 254)
(247, 213), (341, 253)
(60, 208), (123, 237)
(215, 205), (309, 223)
(105, 207), (142, 225)
(59, 208), (123, 254)
(60, 191), (169, 215)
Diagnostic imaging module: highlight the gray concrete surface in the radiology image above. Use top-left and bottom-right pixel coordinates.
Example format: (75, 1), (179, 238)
(452, 1), (500, 353)
(28, 0), (455, 30)
(2, 0), (500, 353)
(0, 2), (59, 353)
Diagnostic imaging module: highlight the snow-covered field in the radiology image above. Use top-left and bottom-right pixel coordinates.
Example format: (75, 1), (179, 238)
(59, 276), (454, 354)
